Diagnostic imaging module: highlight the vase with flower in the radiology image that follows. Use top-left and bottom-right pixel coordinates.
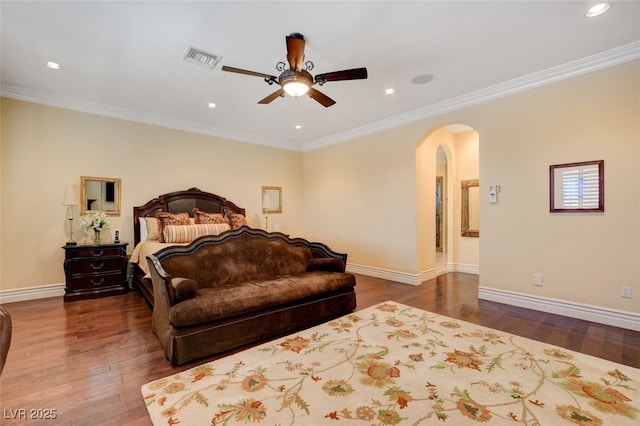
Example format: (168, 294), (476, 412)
(80, 212), (109, 244)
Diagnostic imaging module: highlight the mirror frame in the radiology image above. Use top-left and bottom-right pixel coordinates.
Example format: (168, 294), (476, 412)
(80, 176), (121, 216)
(461, 179), (479, 237)
(261, 186), (282, 214)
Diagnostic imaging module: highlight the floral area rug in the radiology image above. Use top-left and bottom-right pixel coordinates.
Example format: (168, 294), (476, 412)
(142, 301), (639, 425)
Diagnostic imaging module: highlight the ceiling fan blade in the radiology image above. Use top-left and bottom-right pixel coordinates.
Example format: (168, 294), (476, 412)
(222, 65), (277, 80)
(308, 87), (336, 108)
(315, 67), (368, 84)
(285, 33), (305, 71)
(258, 88), (285, 104)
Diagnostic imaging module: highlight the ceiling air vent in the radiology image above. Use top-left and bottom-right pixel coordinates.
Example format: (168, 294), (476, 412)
(183, 47), (222, 69)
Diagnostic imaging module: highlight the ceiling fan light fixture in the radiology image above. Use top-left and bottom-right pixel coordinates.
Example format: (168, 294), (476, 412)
(280, 69), (313, 97)
(283, 81), (310, 97)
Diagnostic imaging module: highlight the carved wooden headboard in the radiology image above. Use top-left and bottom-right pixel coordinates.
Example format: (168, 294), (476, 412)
(132, 187), (245, 246)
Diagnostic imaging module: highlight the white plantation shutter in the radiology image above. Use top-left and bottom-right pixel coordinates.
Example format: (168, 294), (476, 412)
(561, 165), (600, 209)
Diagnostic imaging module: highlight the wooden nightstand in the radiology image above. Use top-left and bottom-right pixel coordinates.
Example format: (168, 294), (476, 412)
(62, 243), (129, 302)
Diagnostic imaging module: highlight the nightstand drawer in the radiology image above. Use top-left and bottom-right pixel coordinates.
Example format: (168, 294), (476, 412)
(67, 271), (124, 291)
(66, 246), (124, 259)
(67, 257), (124, 275)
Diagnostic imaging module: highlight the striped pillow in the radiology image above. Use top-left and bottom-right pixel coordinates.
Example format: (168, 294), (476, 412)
(162, 223), (231, 243)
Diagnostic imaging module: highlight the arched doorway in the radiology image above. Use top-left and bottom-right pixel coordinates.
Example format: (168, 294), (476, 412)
(416, 124), (479, 281)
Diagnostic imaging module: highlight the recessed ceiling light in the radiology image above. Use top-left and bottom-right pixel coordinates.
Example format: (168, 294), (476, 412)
(585, 3), (610, 17)
(46, 61), (62, 70)
(208, 102), (216, 108)
(295, 125), (302, 130)
(385, 88), (395, 95)
(412, 74), (434, 85)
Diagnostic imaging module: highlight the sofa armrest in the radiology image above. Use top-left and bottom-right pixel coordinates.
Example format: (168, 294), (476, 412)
(147, 254), (177, 307)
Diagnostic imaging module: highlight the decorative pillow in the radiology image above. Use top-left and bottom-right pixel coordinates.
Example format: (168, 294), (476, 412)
(144, 217), (159, 241)
(224, 211), (248, 230)
(306, 257), (346, 273)
(163, 223), (231, 243)
(155, 212), (189, 243)
(193, 208), (227, 224)
(171, 277), (198, 302)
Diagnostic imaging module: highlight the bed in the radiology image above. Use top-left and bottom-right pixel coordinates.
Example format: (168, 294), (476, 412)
(130, 187), (246, 306)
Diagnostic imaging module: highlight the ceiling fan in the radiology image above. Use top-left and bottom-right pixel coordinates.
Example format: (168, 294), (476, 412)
(221, 33), (367, 108)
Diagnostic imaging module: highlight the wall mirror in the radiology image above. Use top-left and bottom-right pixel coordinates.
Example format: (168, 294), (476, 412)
(550, 160), (604, 212)
(261, 186), (282, 213)
(80, 176), (121, 216)
(461, 179), (479, 237)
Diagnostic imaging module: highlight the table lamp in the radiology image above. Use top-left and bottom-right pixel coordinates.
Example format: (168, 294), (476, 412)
(63, 184), (79, 246)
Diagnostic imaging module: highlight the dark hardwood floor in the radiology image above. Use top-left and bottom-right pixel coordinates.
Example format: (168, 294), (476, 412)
(1, 272), (638, 425)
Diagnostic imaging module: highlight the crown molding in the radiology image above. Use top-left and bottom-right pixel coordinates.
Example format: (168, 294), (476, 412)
(2, 41), (638, 153)
(303, 40), (640, 152)
(0, 84), (302, 152)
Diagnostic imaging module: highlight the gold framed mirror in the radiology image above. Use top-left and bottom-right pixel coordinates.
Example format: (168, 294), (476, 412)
(261, 186), (282, 213)
(80, 176), (121, 216)
(461, 179), (479, 237)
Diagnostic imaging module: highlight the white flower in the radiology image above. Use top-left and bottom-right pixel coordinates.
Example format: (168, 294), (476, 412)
(80, 212), (109, 232)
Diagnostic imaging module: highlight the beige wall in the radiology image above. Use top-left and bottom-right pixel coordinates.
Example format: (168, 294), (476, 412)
(304, 60), (639, 313)
(0, 98), (303, 291)
(476, 61), (639, 313)
(2, 60), (638, 316)
(303, 124), (423, 274)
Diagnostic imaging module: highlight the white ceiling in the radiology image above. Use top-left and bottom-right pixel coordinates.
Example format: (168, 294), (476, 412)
(1, 1), (639, 152)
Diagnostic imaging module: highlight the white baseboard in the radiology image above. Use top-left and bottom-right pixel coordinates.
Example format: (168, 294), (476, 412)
(478, 286), (640, 331)
(346, 263), (438, 286)
(0, 283), (65, 304)
(451, 263), (480, 275)
(347, 262), (479, 285)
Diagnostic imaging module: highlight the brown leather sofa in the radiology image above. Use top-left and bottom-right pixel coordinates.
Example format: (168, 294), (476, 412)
(147, 227), (356, 365)
(0, 306), (11, 375)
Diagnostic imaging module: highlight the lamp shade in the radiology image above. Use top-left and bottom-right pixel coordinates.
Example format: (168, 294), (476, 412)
(262, 193), (272, 210)
(62, 184), (79, 206)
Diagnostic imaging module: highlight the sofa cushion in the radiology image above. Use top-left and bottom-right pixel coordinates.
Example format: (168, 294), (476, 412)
(169, 271), (356, 327)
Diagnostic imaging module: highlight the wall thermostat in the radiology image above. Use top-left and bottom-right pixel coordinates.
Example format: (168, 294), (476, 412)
(489, 185), (500, 204)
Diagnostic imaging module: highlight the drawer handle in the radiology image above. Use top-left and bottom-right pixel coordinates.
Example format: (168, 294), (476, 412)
(91, 249), (104, 257)
(91, 278), (105, 286)
(91, 262), (104, 270)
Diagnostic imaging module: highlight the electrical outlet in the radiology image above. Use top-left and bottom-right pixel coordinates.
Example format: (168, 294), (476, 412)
(533, 273), (543, 287)
(621, 286), (632, 299)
